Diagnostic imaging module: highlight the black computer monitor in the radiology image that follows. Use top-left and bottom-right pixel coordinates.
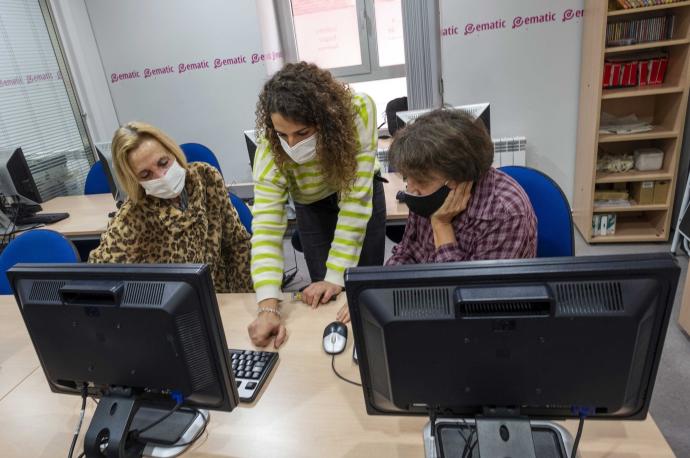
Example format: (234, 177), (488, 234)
(345, 253), (679, 456)
(8, 263), (239, 457)
(396, 103), (491, 135)
(0, 147), (43, 207)
(96, 146), (126, 204)
(244, 129), (258, 169)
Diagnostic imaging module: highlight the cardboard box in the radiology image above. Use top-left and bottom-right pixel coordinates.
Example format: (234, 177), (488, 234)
(653, 181), (670, 205)
(630, 181), (654, 205)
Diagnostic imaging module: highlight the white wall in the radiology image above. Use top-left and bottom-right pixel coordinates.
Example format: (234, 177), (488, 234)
(440, 0), (584, 201)
(84, 0), (279, 182)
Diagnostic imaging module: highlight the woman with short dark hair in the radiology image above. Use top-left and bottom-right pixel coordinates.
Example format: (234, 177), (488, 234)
(387, 108), (536, 264)
(337, 108), (537, 323)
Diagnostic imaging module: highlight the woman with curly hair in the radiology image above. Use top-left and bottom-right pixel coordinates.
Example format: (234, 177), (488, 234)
(248, 62), (386, 348)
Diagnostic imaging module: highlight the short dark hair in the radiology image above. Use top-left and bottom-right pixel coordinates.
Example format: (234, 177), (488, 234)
(389, 109), (493, 182)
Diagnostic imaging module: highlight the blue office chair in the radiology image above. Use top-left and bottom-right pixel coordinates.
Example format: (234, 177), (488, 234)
(84, 161), (111, 195)
(180, 143), (252, 233)
(0, 229), (80, 294)
(180, 142), (223, 175)
(499, 166), (574, 257)
(230, 192), (252, 234)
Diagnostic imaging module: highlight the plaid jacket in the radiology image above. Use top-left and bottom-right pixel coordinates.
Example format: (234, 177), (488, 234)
(387, 168), (537, 265)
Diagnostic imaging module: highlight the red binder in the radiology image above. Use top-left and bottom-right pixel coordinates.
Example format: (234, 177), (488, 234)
(656, 56), (669, 84)
(603, 62), (612, 88)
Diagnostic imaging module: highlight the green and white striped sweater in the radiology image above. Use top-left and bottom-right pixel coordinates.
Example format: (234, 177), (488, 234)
(251, 93), (378, 302)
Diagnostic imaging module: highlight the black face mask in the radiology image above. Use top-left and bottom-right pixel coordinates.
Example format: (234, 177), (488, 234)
(402, 184), (450, 218)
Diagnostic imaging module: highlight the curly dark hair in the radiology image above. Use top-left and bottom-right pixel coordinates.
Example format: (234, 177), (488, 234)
(255, 62), (358, 191)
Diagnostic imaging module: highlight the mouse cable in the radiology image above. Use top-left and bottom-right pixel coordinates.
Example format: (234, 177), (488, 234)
(331, 354), (361, 387)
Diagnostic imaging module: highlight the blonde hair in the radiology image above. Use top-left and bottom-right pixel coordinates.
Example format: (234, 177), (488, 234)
(111, 121), (187, 203)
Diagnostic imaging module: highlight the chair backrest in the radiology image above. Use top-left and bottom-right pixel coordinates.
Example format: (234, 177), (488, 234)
(180, 143), (223, 176)
(180, 143), (251, 232)
(385, 96), (408, 136)
(499, 166), (574, 257)
(84, 161), (111, 195)
(230, 192), (252, 234)
(0, 229), (80, 294)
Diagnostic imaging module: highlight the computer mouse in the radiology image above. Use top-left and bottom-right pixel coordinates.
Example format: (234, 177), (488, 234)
(322, 321), (347, 355)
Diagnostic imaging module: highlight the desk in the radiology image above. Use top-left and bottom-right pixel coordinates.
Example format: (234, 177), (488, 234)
(39, 194), (116, 239)
(37, 176), (408, 241)
(382, 172), (408, 221)
(0, 294), (674, 457)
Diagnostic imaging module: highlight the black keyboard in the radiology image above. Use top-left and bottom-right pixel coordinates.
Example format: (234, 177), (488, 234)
(229, 349), (278, 402)
(16, 212), (69, 225)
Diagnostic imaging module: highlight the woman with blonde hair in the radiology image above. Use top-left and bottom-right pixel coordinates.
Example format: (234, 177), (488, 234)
(248, 62), (386, 348)
(89, 121), (253, 293)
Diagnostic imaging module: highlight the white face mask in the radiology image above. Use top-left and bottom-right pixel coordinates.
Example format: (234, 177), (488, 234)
(138, 159), (186, 199)
(279, 134), (317, 164)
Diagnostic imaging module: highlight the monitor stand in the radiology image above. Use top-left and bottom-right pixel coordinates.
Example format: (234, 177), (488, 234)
(423, 417), (574, 458)
(83, 393), (208, 458)
(136, 408), (208, 458)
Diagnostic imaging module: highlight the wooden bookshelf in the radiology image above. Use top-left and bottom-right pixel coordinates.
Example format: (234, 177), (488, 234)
(608, 1), (690, 17)
(601, 83), (684, 99)
(593, 203), (668, 212)
(598, 126), (679, 142)
(574, 1), (690, 243)
(596, 169), (673, 183)
(605, 38), (690, 54)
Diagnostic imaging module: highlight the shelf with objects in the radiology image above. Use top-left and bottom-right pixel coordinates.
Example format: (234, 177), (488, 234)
(574, 0), (690, 242)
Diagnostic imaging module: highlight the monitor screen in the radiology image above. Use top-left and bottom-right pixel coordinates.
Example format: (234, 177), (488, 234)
(345, 253), (679, 421)
(95, 142), (127, 203)
(244, 129), (258, 169)
(0, 147), (43, 204)
(396, 103), (490, 135)
(8, 263), (239, 412)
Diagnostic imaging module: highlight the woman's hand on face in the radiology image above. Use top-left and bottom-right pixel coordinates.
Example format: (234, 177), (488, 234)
(300, 281), (342, 308)
(431, 181), (473, 225)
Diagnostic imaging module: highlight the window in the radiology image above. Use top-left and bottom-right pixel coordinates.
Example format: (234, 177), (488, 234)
(281, 0), (406, 83)
(275, 0), (407, 127)
(0, 0), (94, 201)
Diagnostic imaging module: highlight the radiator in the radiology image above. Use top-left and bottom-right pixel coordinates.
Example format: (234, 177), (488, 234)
(492, 136), (526, 168)
(377, 136), (527, 173)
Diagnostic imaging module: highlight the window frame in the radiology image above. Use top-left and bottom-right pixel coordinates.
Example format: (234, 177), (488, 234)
(274, 0), (405, 84)
(39, 0), (96, 163)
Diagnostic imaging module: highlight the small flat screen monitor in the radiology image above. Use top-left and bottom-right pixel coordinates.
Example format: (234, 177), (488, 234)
(95, 143), (127, 203)
(396, 103), (491, 135)
(345, 253), (678, 420)
(9, 263), (239, 456)
(244, 129), (258, 169)
(0, 146), (43, 205)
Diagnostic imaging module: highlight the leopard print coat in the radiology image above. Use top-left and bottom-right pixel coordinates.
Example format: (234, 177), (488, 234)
(88, 162), (253, 293)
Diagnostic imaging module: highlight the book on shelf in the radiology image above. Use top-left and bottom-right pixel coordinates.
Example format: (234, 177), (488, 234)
(614, 0), (683, 10)
(603, 51), (668, 88)
(606, 13), (675, 46)
(599, 112), (654, 134)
